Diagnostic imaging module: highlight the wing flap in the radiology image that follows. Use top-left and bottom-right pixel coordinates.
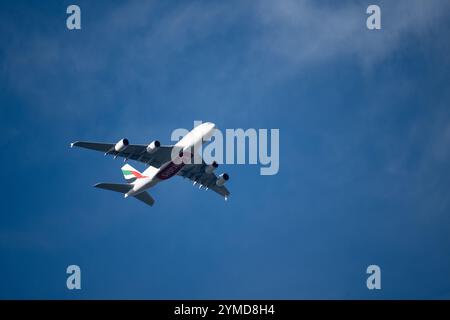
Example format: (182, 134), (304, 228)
(71, 141), (177, 168)
(71, 141), (113, 152)
(178, 163), (230, 198)
(209, 184), (230, 198)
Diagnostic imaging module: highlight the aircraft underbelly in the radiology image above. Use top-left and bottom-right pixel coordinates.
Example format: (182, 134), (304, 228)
(156, 161), (185, 180)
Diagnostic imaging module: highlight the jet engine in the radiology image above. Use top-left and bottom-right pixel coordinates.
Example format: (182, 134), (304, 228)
(146, 140), (161, 153)
(216, 173), (229, 187)
(114, 138), (129, 152)
(205, 161), (219, 174)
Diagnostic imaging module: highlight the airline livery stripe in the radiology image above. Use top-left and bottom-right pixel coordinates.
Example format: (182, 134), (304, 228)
(122, 169), (147, 178)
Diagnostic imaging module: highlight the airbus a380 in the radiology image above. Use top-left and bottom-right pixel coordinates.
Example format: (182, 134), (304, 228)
(71, 122), (230, 206)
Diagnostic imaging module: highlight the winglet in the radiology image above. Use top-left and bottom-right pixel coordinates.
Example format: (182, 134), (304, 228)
(70, 141), (82, 148)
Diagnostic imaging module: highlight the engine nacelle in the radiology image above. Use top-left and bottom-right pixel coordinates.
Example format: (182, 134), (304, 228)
(205, 161), (219, 174)
(216, 173), (229, 187)
(114, 138), (129, 152)
(146, 140), (161, 153)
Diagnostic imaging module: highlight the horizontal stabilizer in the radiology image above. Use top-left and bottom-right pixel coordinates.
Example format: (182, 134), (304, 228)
(134, 191), (155, 206)
(94, 183), (132, 193)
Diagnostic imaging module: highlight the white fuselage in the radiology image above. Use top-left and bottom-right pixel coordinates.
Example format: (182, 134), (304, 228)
(125, 122), (215, 198)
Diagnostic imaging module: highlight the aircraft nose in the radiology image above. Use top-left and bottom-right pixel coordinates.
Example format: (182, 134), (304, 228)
(207, 122), (216, 131)
(202, 122), (216, 139)
(209, 123), (216, 135)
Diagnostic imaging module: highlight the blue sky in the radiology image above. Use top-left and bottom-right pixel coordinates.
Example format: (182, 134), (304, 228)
(1, 0), (450, 299)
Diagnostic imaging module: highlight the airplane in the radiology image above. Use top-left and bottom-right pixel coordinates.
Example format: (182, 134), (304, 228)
(71, 122), (230, 206)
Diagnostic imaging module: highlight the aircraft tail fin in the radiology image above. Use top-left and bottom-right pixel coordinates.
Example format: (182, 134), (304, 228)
(142, 165), (159, 178)
(121, 164), (147, 182)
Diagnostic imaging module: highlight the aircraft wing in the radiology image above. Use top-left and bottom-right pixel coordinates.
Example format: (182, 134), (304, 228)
(71, 141), (178, 168)
(178, 162), (230, 199)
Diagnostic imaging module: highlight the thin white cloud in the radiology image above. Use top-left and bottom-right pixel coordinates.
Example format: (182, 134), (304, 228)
(252, 0), (450, 69)
(1, 0), (449, 131)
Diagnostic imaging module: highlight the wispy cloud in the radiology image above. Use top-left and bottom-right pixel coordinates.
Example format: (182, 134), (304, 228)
(3, 0), (448, 125)
(252, 0), (450, 69)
